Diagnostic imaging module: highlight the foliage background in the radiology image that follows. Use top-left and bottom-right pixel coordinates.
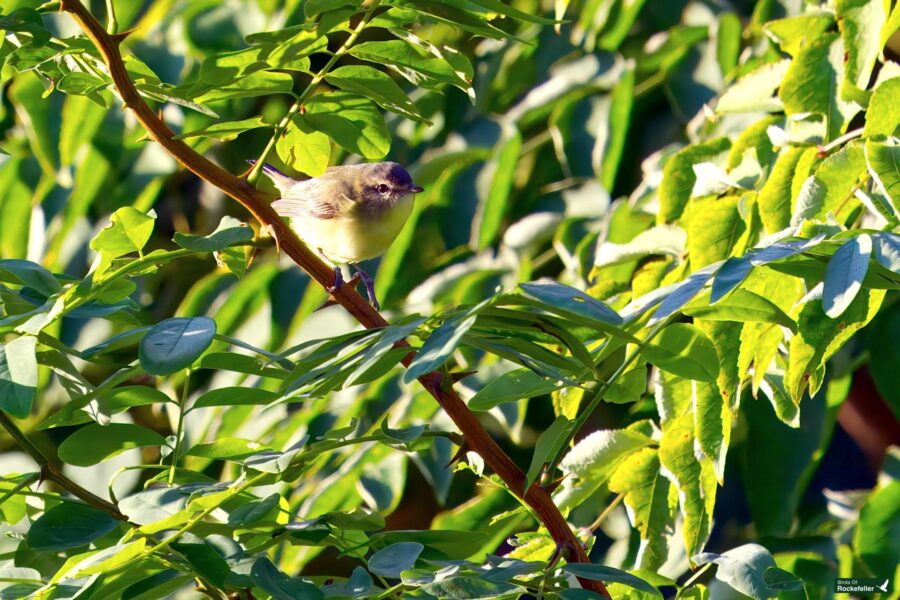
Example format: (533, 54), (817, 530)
(1, 0), (899, 598)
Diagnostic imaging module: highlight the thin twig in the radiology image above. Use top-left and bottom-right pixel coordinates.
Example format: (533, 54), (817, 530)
(55, 2), (609, 595)
(588, 493), (624, 532)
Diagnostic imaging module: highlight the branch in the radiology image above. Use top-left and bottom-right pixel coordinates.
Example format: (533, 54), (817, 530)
(0, 411), (127, 520)
(57, 2), (608, 595)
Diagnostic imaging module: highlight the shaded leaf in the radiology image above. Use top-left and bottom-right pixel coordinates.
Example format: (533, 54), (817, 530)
(139, 317), (217, 375)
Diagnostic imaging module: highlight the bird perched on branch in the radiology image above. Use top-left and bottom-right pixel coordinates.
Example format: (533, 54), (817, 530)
(249, 160), (423, 310)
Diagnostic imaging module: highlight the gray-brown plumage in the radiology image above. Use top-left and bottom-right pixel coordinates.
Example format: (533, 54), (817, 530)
(249, 160), (423, 309)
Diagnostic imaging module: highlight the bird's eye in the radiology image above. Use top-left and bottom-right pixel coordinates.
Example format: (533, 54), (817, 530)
(377, 183), (390, 194)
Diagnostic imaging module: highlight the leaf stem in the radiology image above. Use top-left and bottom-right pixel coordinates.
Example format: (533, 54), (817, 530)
(168, 369), (191, 485)
(247, 2), (381, 184)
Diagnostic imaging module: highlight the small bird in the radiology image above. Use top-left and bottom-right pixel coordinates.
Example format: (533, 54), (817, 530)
(249, 160), (424, 310)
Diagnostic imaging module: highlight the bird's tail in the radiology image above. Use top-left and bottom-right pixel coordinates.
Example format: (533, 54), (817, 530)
(246, 159), (293, 192)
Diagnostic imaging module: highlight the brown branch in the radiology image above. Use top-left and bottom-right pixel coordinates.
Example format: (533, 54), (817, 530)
(0, 411), (127, 520)
(57, 2), (608, 595)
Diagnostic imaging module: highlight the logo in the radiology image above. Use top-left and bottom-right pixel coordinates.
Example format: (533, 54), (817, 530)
(834, 578), (891, 594)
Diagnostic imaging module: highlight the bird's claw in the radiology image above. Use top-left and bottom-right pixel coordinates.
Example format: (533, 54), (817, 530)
(352, 265), (380, 311)
(326, 265), (343, 294)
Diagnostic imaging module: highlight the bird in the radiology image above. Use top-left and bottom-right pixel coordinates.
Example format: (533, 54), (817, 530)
(248, 160), (424, 311)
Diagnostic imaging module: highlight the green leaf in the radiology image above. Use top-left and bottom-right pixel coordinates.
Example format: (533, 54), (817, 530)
(836, 0), (886, 95)
(359, 453), (407, 513)
(0, 259), (61, 296)
(866, 137), (900, 210)
(525, 415), (571, 490)
(563, 565), (662, 598)
(276, 116), (332, 177)
(823, 234), (872, 318)
(403, 311), (478, 383)
(0, 336), (37, 419)
(421, 577), (523, 599)
(192, 70), (295, 103)
(227, 493), (281, 526)
(642, 323), (719, 382)
(90, 207), (156, 261)
(250, 558), (323, 600)
(864, 77), (900, 137)
(658, 414), (713, 559)
(599, 66), (635, 190)
(301, 92), (390, 160)
(173, 116), (271, 141)
(389, 0), (519, 41)
(58, 423), (166, 466)
(658, 138), (731, 223)
(368, 542), (423, 577)
(694, 544), (780, 600)
(684, 289), (797, 332)
(686, 195), (744, 269)
(26, 503), (120, 551)
(716, 60), (790, 114)
(779, 32), (857, 142)
(689, 336), (731, 484)
(186, 437), (272, 460)
(173, 216), (254, 252)
(608, 448), (673, 570)
(810, 142), (867, 223)
(556, 428), (651, 513)
(764, 13), (835, 56)
(468, 368), (561, 411)
(758, 148), (805, 234)
(866, 303), (900, 419)
(323, 65), (426, 123)
(475, 126), (522, 250)
(170, 540), (231, 588)
(787, 289), (884, 402)
(518, 281), (624, 328)
(715, 12), (742, 76)
(595, 225), (686, 268)
(139, 317), (217, 376)
(855, 479), (900, 575)
(191, 387), (278, 410)
(118, 487), (188, 526)
(789, 175), (825, 227)
(349, 40), (473, 96)
(45, 385), (174, 429)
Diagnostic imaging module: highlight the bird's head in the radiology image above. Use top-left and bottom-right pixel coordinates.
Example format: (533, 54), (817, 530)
(360, 162), (424, 206)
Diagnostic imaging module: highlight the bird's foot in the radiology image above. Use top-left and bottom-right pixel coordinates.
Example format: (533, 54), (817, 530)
(352, 265), (380, 311)
(326, 265), (343, 294)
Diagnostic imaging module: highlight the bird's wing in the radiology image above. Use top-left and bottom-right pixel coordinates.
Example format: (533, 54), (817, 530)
(271, 186), (350, 220)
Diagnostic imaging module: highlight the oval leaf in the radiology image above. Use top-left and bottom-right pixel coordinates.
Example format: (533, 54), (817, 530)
(368, 542), (423, 578)
(139, 317), (217, 375)
(58, 423), (166, 466)
(26, 503), (120, 551)
(823, 234), (872, 318)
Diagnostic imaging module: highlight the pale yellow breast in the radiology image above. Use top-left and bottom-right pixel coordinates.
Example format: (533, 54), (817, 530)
(291, 195), (414, 264)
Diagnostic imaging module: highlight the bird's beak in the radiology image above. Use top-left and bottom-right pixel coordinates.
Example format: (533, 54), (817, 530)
(408, 184), (424, 193)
